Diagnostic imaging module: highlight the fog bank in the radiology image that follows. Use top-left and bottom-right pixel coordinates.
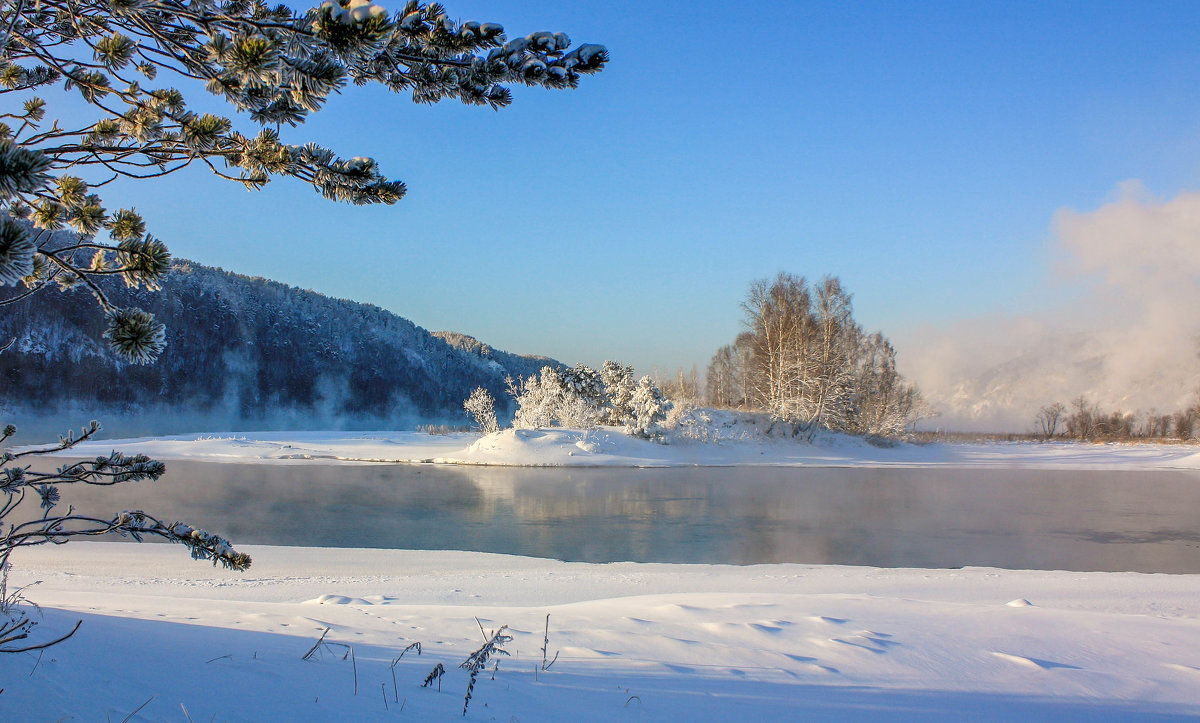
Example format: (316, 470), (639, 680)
(899, 182), (1200, 432)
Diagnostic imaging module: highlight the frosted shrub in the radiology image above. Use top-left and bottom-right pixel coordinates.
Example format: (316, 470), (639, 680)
(562, 364), (607, 408)
(507, 366), (601, 430)
(463, 387), (500, 434)
(556, 391), (603, 429)
(506, 363), (672, 436)
(507, 368), (563, 429)
(668, 403), (713, 443)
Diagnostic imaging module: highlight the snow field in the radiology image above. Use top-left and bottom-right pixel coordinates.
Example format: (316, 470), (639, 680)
(4, 543), (1200, 721)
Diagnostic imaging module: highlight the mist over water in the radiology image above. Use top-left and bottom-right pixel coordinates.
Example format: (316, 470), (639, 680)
(39, 461), (1200, 573)
(0, 401), (451, 445)
(899, 182), (1200, 432)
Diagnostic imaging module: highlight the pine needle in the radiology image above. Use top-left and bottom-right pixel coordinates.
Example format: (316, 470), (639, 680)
(120, 695), (154, 723)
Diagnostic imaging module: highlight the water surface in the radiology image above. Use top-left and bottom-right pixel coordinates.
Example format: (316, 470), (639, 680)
(46, 462), (1200, 573)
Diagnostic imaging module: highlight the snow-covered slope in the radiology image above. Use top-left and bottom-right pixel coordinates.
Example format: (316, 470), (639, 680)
(0, 260), (559, 439)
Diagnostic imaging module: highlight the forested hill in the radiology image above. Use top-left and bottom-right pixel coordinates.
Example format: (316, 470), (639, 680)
(0, 260), (558, 437)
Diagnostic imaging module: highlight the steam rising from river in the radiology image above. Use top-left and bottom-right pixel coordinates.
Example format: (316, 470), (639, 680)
(900, 181), (1200, 432)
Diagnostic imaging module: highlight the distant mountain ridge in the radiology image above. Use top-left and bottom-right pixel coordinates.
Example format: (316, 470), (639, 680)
(431, 330), (556, 372)
(0, 259), (560, 439)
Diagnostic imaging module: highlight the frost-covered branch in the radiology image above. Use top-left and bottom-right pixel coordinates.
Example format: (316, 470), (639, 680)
(0, 422), (251, 653)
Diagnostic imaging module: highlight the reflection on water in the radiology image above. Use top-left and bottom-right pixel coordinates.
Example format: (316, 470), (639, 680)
(44, 462), (1200, 573)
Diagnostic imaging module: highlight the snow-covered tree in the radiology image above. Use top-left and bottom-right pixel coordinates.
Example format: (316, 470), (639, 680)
(0, 0), (607, 651)
(555, 389), (604, 429)
(600, 360), (636, 426)
(628, 375), (670, 440)
(732, 273), (925, 438)
(844, 331), (926, 437)
(706, 333), (754, 408)
(1174, 409), (1195, 441)
(507, 366), (562, 429)
(463, 386), (499, 434)
(706, 344), (736, 407)
(561, 363), (606, 409)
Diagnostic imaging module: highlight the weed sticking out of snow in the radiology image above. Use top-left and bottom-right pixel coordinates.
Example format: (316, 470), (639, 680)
(390, 641), (421, 704)
(542, 613), (559, 671)
(302, 626), (358, 695)
(421, 661), (445, 691)
(119, 695), (155, 722)
(460, 624), (512, 716)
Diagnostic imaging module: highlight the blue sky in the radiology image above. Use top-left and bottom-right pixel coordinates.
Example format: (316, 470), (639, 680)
(107, 1), (1200, 375)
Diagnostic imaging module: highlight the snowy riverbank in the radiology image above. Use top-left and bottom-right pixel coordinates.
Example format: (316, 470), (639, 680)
(4, 542), (1200, 721)
(33, 426), (1200, 470)
(9, 429), (1200, 719)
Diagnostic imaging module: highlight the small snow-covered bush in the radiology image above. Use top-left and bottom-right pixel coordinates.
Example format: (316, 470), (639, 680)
(463, 387), (500, 434)
(667, 402), (713, 443)
(506, 363), (674, 436)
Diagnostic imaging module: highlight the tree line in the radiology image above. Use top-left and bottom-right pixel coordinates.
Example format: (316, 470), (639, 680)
(1035, 396), (1200, 442)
